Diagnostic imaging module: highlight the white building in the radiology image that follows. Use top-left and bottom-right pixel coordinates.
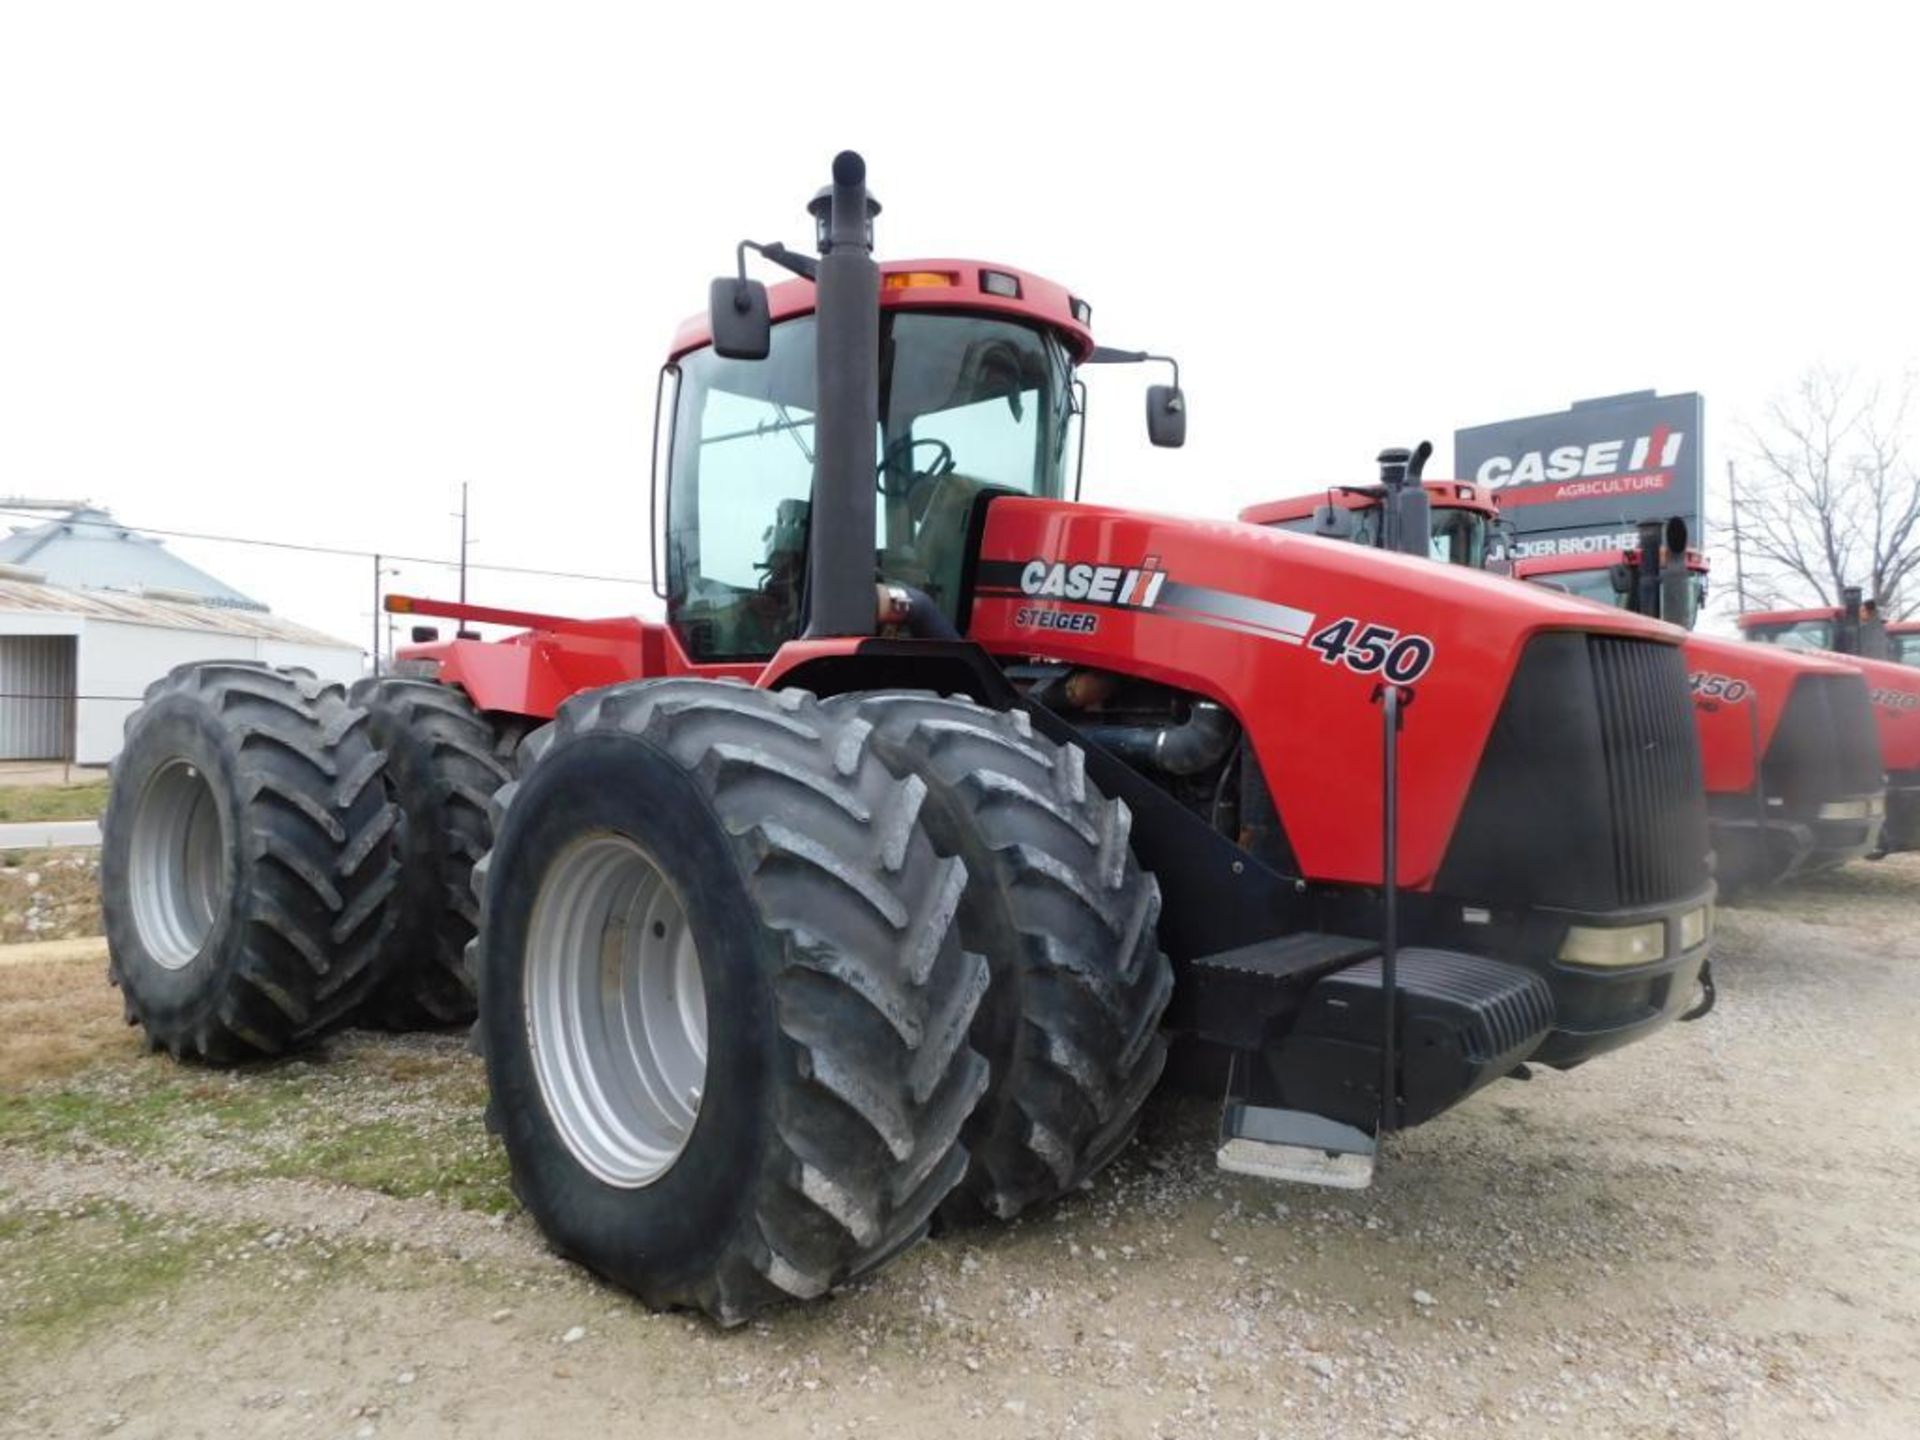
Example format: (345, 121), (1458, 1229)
(0, 509), (361, 764)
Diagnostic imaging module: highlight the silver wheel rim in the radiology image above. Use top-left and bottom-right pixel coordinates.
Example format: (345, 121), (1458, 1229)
(128, 759), (228, 970)
(525, 833), (708, 1188)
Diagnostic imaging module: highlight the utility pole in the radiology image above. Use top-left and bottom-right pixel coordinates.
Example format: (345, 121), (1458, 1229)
(1726, 459), (1749, 612)
(457, 482), (471, 606)
(371, 552), (383, 676)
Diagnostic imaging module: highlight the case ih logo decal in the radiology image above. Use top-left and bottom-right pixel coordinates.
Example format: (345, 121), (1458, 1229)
(1018, 558), (1168, 607)
(975, 557), (1439, 682)
(1477, 425), (1686, 509)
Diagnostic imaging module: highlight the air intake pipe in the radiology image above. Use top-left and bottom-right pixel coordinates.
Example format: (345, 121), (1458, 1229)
(1376, 441), (1434, 558)
(1082, 700), (1238, 777)
(803, 151), (882, 639)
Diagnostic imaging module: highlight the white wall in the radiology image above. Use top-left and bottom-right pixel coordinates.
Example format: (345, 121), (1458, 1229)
(74, 620), (363, 765)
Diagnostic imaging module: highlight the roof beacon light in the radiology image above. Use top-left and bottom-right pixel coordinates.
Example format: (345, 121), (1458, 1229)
(883, 270), (956, 290)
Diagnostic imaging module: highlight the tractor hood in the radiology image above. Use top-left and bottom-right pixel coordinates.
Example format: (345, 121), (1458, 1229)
(966, 498), (1702, 892)
(1680, 632), (1867, 796)
(1841, 654), (1920, 772)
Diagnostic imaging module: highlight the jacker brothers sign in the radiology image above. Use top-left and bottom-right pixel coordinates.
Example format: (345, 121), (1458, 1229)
(1453, 391), (1705, 559)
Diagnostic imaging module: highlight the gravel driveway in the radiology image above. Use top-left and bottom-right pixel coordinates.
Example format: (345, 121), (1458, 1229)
(3, 858), (1917, 1438)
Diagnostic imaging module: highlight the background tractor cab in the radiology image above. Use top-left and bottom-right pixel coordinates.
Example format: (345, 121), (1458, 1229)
(1512, 519), (1705, 633)
(1243, 489), (1891, 885)
(1240, 454), (1505, 571)
(1891, 621), (1920, 668)
(1737, 591), (1892, 661)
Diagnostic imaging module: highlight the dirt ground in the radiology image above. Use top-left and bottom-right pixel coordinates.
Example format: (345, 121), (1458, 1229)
(3, 860), (1918, 1440)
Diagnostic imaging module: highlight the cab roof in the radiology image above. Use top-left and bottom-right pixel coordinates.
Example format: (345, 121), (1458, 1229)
(1735, 607), (1841, 630)
(1238, 478), (1499, 527)
(670, 259), (1096, 362)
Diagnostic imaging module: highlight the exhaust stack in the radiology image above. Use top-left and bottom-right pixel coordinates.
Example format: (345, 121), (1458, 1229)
(803, 151), (882, 639)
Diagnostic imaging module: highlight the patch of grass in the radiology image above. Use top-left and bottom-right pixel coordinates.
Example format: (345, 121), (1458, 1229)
(265, 1115), (516, 1213)
(0, 781), (109, 823)
(0, 848), (102, 944)
(1, 1034), (514, 1214)
(0, 1203), (201, 1344)
(0, 947), (131, 1086)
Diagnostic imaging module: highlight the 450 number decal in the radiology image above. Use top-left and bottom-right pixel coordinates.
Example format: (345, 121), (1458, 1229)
(1690, 672), (1752, 705)
(1306, 617), (1436, 683)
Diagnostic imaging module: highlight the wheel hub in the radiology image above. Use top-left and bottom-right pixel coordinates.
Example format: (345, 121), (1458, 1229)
(524, 834), (708, 1188)
(128, 759), (228, 970)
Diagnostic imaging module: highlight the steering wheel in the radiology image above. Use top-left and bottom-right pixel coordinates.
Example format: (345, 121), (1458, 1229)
(876, 437), (955, 497)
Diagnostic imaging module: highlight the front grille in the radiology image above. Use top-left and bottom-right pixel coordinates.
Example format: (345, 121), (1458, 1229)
(1589, 637), (1711, 907)
(1437, 633), (1710, 913)
(1763, 672), (1884, 805)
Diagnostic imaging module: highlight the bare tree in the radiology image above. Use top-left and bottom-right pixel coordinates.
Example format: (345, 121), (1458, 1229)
(1731, 368), (1920, 616)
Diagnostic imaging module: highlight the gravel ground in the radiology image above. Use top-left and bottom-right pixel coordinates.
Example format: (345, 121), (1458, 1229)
(2, 858), (1917, 1438)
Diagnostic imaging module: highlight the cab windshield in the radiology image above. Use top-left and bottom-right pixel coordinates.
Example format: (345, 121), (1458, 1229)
(1894, 630), (1920, 668)
(1533, 565), (1706, 628)
(1272, 500), (1490, 569)
(1428, 508), (1490, 568)
(1746, 619), (1836, 652)
(666, 312), (1075, 659)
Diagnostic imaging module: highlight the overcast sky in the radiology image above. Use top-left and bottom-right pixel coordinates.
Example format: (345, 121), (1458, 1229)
(3, 2), (1915, 650)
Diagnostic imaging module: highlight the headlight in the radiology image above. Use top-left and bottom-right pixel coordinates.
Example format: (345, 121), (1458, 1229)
(1817, 798), (1874, 821)
(1678, 905), (1712, 950)
(1559, 921), (1666, 969)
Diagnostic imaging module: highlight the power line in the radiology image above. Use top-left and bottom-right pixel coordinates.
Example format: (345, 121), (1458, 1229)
(0, 508), (652, 587)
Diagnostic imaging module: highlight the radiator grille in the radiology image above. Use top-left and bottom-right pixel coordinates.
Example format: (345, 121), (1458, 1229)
(1761, 672), (1885, 802)
(1589, 637), (1710, 907)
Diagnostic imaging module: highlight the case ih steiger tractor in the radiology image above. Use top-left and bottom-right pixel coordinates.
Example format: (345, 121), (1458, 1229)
(1737, 593), (1920, 851)
(1245, 470), (1892, 888)
(101, 153), (1717, 1324)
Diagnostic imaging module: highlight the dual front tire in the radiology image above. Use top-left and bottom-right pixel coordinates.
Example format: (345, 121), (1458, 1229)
(478, 683), (1172, 1323)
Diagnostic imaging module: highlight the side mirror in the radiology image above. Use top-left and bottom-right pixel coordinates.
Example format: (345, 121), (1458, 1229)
(1146, 384), (1186, 448)
(1312, 503), (1356, 540)
(409, 625), (440, 644)
(708, 277), (771, 361)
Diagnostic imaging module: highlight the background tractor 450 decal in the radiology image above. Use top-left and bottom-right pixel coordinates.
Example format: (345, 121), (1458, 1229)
(980, 556), (1436, 681)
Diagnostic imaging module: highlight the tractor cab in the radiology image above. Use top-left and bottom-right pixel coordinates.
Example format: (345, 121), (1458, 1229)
(660, 261), (1180, 663)
(1241, 473), (1504, 570)
(1512, 520), (1706, 632)
(1737, 590), (1892, 661)
(663, 278), (1079, 660)
(1891, 621), (1920, 668)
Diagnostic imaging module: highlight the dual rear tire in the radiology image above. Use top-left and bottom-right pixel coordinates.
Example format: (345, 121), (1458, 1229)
(476, 682), (1172, 1322)
(102, 663), (404, 1061)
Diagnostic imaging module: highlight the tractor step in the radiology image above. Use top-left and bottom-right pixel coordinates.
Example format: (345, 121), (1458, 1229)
(1216, 1101), (1376, 1189)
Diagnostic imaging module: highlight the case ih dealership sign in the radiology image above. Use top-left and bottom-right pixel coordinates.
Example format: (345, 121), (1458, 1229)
(1453, 391), (1705, 559)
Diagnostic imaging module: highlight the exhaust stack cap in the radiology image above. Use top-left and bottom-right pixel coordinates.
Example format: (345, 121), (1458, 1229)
(808, 151), (881, 254)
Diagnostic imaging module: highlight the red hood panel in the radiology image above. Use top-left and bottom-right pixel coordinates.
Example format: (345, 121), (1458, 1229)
(968, 498), (1684, 888)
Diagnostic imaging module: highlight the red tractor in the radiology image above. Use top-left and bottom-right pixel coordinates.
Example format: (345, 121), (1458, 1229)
(1736, 593), (1920, 851)
(100, 154), (1716, 1324)
(1244, 469), (1891, 888)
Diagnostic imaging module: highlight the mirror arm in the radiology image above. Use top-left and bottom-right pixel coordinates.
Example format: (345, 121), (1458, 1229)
(738, 238), (819, 283)
(1087, 346), (1179, 391)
